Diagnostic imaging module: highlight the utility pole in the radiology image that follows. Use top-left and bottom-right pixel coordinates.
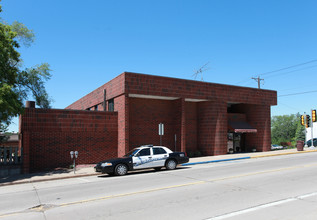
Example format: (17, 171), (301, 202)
(251, 76), (264, 89)
(304, 112), (307, 143)
(310, 109), (314, 148)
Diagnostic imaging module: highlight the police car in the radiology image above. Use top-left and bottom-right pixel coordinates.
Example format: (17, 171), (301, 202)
(94, 145), (189, 176)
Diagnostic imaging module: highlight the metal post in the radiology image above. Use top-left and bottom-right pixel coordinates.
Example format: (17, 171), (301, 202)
(103, 89), (107, 111)
(311, 109), (314, 148)
(303, 112), (307, 143)
(175, 134), (177, 152)
(73, 157), (76, 174)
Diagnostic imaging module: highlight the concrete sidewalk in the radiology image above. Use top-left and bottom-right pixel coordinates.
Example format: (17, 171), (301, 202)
(1, 148), (317, 186)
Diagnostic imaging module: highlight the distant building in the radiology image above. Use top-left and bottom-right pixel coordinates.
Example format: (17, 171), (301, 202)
(0, 134), (19, 147)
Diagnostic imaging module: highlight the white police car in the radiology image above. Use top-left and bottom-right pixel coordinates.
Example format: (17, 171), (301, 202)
(94, 145), (189, 176)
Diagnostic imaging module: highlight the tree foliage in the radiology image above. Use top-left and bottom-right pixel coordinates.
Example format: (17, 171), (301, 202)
(271, 113), (305, 145)
(0, 2), (52, 135)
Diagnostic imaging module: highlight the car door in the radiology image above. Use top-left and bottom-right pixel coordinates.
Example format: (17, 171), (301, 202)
(152, 147), (168, 167)
(132, 148), (154, 169)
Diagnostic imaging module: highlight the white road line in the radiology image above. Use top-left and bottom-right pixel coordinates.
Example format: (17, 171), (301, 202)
(207, 192), (317, 220)
(297, 191), (317, 199)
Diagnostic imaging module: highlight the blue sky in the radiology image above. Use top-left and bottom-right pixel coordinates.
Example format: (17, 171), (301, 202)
(2, 0), (317, 132)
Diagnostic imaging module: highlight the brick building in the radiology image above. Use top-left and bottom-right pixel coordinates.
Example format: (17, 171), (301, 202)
(20, 72), (277, 172)
(68, 72), (277, 155)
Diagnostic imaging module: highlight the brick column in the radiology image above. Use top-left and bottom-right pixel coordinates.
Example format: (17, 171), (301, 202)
(180, 98), (186, 153)
(245, 104), (271, 152)
(116, 94), (129, 157)
(198, 100), (227, 156)
(21, 132), (30, 173)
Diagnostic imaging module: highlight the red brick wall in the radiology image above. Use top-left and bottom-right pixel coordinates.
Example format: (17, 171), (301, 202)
(63, 72), (277, 156)
(124, 72), (277, 106)
(198, 101), (227, 156)
(20, 108), (118, 173)
(115, 95), (129, 156)
(129, 98), (182, 152)
(66, 73), (125, 110)
(244, 104), (271, 152)
(185, 102), (198, 153)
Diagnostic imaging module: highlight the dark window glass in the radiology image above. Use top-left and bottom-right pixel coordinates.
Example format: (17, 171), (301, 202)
(153, 147), (167, 155)
(108, 99), (114, 112)
(138, 148), (151, 156)
(95, 105), (98, 111)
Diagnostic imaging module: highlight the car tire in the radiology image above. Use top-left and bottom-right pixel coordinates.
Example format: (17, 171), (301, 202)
(114, 164), (128, 176)
(166, 159), (177, 170)
(154, 167), (162, 171)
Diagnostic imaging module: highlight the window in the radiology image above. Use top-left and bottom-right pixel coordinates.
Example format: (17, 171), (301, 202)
(94, 105), (98, 111)
(108, 99), (114, 112)
(153, 147), (167, 155)
(137, 148), (151, 156)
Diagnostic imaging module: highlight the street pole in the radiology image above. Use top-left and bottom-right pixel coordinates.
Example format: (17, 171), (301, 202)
(311, 109), (314, 148)
(304, 112), (307, 143)
(73, 157), (76, 174)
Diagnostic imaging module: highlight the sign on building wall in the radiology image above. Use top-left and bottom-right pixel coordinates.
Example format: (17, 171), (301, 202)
(159, 123), (164, 136)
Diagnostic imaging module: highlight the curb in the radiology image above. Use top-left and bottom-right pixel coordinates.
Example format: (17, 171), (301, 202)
(0, 173), (99, 187)
(250, 149), (317, 158)
(182, 157), (251, 166)
(182, 149), (317, 166)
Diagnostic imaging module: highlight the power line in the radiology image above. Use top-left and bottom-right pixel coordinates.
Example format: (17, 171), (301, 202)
(259, 59), (317, 76)
(235, 59), (317, 87)
(275, 101), (303, 112)
(265, 64), (317, 80)
(277, 84), (317, 92)
(278, 89), (317, 97)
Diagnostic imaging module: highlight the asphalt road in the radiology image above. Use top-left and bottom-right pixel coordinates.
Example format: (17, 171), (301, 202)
(1, 152), (317, 220)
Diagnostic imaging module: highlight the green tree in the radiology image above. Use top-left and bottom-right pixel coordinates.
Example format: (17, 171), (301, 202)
(271, 114), (298, 145)
(0, 2), (52, 138)
(294, 113), (305, 141)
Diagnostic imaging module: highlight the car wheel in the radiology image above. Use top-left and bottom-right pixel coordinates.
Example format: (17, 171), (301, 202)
(166, 159), (177, 170)
(154, 167), (162, 171)
(114, 164), (128, 176)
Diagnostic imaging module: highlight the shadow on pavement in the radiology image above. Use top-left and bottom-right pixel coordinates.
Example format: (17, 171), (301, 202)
(97, 166), (190, 178)
(0, 168), (72, 185)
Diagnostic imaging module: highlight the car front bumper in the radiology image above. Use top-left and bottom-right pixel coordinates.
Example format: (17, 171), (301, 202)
(94, 165), (114, 174)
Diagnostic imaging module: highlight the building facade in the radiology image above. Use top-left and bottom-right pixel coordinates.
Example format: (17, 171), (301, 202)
(67, 72), (277, 157)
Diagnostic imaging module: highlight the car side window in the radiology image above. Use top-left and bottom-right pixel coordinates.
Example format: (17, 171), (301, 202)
(137, 148), (151, 156)
(153, 147), (167, 155)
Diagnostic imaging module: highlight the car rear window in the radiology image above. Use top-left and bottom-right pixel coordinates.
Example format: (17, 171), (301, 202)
(153, 147), (167, 155)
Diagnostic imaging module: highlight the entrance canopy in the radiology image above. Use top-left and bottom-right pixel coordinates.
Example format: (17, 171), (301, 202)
(228, 121), (257, 133)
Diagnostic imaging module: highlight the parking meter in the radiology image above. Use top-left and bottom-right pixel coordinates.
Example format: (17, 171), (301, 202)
(70, 151), (74, 159)
(70, 151), (78, 174)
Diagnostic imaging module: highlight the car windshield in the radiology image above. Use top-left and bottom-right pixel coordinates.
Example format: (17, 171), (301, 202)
(124, 149), (139, 157)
